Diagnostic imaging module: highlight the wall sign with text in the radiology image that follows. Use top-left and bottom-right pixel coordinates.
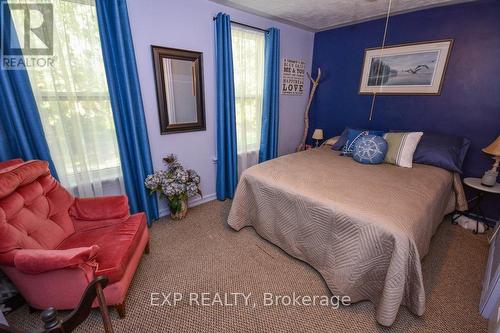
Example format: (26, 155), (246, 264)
(281, 59), (305, 95)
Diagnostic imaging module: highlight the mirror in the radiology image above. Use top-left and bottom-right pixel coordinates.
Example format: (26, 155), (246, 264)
(152, 46), (206, 134)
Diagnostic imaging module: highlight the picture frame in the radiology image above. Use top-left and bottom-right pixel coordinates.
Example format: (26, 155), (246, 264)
(152, 45), (206, 134)
(359, 39), (453, 95)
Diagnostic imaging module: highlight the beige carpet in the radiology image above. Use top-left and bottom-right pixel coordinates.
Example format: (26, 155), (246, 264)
(6, 200), (490, 332)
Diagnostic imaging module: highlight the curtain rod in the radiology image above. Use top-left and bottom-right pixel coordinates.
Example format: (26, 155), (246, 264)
(212, 17), (269, 33)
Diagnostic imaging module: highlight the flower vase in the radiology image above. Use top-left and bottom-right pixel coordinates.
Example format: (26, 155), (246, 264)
(170, 199), (188, 220)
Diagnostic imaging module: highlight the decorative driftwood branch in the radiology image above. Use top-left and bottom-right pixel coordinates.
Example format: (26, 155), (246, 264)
(296, 68), (322, 152)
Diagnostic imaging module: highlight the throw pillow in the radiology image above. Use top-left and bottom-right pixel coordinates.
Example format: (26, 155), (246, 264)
(383, 132), (423, 168)
(413, 132), (471, 173)
(352, 135), (388, 164)
(340, 128), (386, 156)
(332, 127), (386, 152)
(322, 136), (340, 146)
(331, 128), (348, 150)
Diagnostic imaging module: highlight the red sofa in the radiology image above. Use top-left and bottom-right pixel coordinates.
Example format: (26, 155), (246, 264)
(0, 159), (149, 318)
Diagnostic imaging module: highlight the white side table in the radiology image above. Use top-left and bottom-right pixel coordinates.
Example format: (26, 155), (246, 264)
(454, 177), (500, 233)
(464, 177), (500, 194)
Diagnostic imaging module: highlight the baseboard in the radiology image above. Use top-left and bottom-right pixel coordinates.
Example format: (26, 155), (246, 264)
(158, 193), (217, 218)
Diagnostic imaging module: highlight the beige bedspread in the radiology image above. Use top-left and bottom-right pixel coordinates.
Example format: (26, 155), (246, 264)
(227, 147), (467, 326)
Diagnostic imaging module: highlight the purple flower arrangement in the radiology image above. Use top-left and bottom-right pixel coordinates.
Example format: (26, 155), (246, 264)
(145, 154), (201, 214)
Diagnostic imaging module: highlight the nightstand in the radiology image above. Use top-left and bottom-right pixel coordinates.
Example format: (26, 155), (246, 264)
(453, 177), (500, 233)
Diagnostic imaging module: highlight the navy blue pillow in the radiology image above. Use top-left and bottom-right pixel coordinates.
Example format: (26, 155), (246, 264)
(342, 129), (386, 156)
(413, 132), (471, 173)
(331, 128), (348, 151)
(332, 127), (386, 153)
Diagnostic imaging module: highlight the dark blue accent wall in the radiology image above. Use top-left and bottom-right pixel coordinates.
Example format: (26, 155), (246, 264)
(310, 0), (500, 220)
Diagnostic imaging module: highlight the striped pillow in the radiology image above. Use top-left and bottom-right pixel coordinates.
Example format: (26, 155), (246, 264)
(383, 132), (423, 168)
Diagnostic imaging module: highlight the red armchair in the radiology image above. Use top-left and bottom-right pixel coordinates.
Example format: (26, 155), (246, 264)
(0, 159), (149, 318)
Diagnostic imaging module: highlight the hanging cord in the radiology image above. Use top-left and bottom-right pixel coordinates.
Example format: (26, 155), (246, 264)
(369, 0), (393, 121)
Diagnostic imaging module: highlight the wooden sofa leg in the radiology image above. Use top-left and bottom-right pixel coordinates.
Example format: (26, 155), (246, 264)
(115, 303), (126, 318)
(144, 241), (150, 255)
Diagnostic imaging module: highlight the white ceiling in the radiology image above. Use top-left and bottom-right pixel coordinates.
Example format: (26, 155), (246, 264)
(209, 0), (474, 31)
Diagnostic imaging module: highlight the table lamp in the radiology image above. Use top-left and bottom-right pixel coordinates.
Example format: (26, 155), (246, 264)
(312, 129), (324, 147)
(481, 135), (500, 187)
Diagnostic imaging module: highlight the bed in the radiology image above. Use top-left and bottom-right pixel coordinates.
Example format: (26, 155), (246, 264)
(227, 146), (467, 326)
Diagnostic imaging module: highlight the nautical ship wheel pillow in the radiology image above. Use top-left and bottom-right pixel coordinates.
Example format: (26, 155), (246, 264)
(352, 135), (388, 164)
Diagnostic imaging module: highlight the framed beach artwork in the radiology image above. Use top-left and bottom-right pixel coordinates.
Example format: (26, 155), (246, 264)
(359, 39), (453, 95)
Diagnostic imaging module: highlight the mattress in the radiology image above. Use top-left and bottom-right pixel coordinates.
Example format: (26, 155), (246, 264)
(227, 146), (467, 326)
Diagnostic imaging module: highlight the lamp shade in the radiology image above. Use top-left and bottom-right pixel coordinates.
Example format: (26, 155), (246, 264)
(312, 129), (324, 140)
(482, 136), (500, 156)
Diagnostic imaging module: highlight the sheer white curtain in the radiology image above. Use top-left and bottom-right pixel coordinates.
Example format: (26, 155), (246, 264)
(231, 24), (265, 178)
(11, 0), (124, 197)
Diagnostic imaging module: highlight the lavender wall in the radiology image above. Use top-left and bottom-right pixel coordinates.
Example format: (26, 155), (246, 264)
(310, 0), (500, 220)
(126, 0), (314, 215)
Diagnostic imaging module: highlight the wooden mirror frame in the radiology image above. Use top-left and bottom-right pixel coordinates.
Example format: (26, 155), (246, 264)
(152, 45), (206, 134)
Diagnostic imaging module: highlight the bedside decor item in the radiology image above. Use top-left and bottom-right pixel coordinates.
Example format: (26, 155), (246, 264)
(359, 39), (453, 95)
(383, 132), (423, 168)
(481, 136), (500, 187)
(296, 68), (321, 152)
(312, 129), (324, 147)
(152, 46), (206, 134)
(352, 135), (388, 164)
(145, 155), (201, 220)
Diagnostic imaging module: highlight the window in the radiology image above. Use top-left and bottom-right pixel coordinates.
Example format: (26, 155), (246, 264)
(10, 0), (123, 197)
(231, 24), (265, 176)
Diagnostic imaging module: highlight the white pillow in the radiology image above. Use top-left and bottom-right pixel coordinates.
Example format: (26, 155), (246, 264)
(383, 132), (423, 168)
(322, 136), (340, 146)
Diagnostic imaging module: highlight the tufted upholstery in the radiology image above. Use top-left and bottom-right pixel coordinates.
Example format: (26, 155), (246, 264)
(0, 160), (75, 265)
(0, 159), (149, 314)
